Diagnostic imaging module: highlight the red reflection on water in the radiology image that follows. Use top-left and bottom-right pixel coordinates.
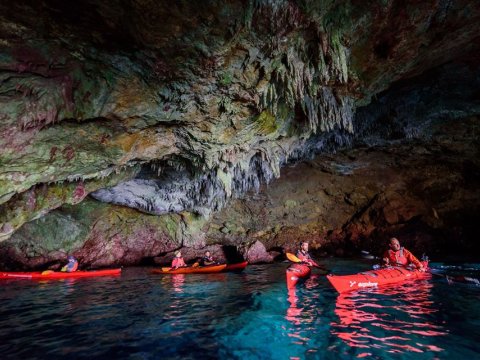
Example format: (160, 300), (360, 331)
(286, 288), (303, 324)
(331, 279), (446, 354)
(171, 274), (185, 293)
(356, 353), (372, 358)
(284, 274), (325, 354)
(285, 274), (323, 326)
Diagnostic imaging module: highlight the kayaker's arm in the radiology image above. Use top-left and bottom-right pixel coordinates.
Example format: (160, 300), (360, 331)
(382, 250), (391, 266)
(302, 256), (327, 270)
(309, 259), (326, 270)
(287, 253), (326, 270)
(405, 250), (425, 271)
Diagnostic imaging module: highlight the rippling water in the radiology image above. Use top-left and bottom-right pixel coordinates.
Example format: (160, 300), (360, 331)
(1, 260), (479, 359)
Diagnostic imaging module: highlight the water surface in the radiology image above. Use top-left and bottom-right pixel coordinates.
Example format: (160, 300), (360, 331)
(1, 260), (479, 359)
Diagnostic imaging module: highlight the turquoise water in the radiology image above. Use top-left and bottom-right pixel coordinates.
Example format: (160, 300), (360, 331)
(1, 260), (479, 359)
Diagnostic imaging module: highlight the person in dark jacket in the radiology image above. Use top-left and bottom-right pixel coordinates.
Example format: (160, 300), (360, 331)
(200, 251), (216, 266)
(61, 255), (78, 272)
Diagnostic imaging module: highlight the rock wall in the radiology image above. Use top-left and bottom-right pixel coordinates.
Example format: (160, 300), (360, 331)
(0, 1), (479, 267)
(208, 117), (480, 259)
(2, 116), (478, 269)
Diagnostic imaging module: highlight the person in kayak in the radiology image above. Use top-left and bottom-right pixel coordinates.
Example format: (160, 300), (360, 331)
(382, 237), (425, 271)
(200, 251), (216, 266)
(172, 251), (187, 269)
(296, 241), (321, 267)
(61, 255), (78, 273)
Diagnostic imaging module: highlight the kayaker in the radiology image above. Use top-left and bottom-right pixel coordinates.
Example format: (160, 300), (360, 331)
(172, 251), (187, 269)
(200, 251), (216, 266)
(61, 255), (78, 273)
(382, 237), (425, 271)
(296, 241), (321, 267)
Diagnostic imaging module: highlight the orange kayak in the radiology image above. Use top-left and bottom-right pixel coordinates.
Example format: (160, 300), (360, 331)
(223, 261), (248, 272)
(152, 264), (227, 274)
(327, 261), (430, 293)
(0, 268), (122, 280)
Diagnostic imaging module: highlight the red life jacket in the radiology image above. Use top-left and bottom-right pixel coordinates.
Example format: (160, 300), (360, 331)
(172, 257), (186, 268)
(387, 247), (408, 266)
(296, 250), (312, 262)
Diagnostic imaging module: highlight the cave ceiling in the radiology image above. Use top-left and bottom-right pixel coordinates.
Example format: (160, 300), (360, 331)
(1, 0), (479, 242)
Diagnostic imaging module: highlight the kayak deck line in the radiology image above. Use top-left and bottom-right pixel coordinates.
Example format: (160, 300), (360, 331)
(0, 273), (33, 279)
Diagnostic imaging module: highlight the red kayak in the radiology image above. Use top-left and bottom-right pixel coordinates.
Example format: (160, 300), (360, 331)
(0, 268), (122, 280)
(286, 263), (311, 289)
(152, 264), (227, 274)
(327, 261), (430, 293)
(223, 261), (248, 272)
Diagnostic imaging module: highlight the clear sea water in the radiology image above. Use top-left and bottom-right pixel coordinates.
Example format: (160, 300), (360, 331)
(1, 259), (479, 360)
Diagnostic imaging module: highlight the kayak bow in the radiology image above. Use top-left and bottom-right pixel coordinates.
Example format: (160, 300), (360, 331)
(223, 261), (248, 272)
(286, 263), (311, 289)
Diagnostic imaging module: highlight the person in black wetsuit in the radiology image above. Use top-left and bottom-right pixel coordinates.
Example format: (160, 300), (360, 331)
(200, 251), (216, 266)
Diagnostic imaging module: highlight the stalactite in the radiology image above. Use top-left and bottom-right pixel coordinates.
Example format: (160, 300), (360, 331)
(87, 0), (355, 218)
(91, 125), (355, 218)
(256, 19), (354, 138)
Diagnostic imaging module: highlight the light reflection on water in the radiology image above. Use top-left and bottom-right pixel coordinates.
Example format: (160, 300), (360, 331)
(0, 261), (479, 359)
(281, 265), (479, 359)
(330, 280), (447, 356)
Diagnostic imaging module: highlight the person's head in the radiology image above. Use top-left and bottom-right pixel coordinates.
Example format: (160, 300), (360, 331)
(175, 251), (182, 258)
(67, 255), (76, 262)
(301, 241), (309, 252)
(389, 237), (401, 251)
(205, 251), (211, 257)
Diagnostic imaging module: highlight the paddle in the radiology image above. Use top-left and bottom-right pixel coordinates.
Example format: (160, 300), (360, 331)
(286, 252), (303, 263)
(372, 264), (479, 285)
(429, 268), (480, 286)
(162, 265), (191, 272)
(286, 253), (327, 271)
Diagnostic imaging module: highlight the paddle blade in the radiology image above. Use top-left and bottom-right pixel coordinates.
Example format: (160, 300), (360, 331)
(161, 267), (172, 272)
(41, 270), (54, 275)
(286, 253), (302, 263)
